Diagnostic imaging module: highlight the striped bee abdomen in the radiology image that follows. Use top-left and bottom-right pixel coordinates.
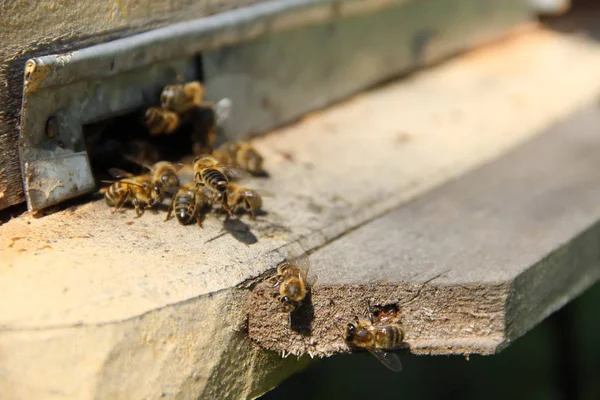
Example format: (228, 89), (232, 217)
(105, 183), (126, 206)
(375, 326), (404, 349)
(202, 168), (228, 192)
(175, 192), (196, 225)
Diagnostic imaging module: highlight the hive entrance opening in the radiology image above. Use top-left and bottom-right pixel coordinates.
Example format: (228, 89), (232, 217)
(84, 102), (215, 184)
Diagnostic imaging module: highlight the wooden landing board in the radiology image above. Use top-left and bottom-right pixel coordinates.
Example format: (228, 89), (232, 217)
(248, 105), (600, 356)
(2, 27), (600, 399)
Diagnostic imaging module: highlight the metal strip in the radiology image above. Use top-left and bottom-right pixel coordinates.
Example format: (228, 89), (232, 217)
(23, 0), (409, 94)
(18, 0), (533, 210)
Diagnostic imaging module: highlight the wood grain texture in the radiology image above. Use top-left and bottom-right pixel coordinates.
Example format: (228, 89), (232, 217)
(2, 27), (600, 399)
(0, 0), (532, 211)
(248, 105), (600, 356)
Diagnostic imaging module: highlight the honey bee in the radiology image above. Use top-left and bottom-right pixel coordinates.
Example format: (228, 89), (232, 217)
(165, 183), (206, 226)
(160, 81), (207, 114)
(143, 107), (180, 135)
(225, 183), (264, 219)
(213, 141), (265, 175)
(190, 105), (218, 155)
(271, 253), (315, 313)
(103, 170), (166, 218)
(149, 161), (181, 193)
(195, 97), (232, 153)
(192, 156), (234, 215)
(344, 312), (404, 372)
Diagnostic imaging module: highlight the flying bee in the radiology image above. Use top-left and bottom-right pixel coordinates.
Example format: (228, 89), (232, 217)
(344, 312), (404, 372)
(192, 156), (235, 216)
(271, 252), (315, 313)
(165, 184), (206, 226)
(103, 170), (166, 218)
(212, 141), (265, 176)
(143, 107), (180, 135)
(160, 81), (207, 114)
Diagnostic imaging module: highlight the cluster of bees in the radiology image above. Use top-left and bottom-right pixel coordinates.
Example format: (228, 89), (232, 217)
(263, 253), (405, 372)
(100, 80), (405, 371)
(101, 80), (266, 225)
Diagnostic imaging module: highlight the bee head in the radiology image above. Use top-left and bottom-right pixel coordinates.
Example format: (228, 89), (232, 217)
(345, 323), (356, 342)
(280, 296), (298, 313)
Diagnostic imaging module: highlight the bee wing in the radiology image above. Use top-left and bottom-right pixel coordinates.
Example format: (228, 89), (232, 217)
(177, 164), (195, 185)
(108, 168), (136, 179)
(122, 155), (154, 172)
(242, 189), (271, 199)
(366, 347), (403, 372)
(122, 180), (146, 188)
(101, 179), (145, 189)
(290, 251), (314, 283)
(252, 189), (274, 198)
(224, 165), (250, 181)
(214, 98), (233, 127)
(306, 273), (318, 288)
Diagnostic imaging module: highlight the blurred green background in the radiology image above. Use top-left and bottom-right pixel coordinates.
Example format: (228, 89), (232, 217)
(262, 282), (600, 400)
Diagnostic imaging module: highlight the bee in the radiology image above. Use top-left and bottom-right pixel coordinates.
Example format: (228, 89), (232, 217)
(165, 184), (206, 226)
(149, 161), (181, 193)
(213, 141), (265, 175)
(344, 311), (404, 372)
(143, 107), (180, 135)
(160, 81), (206, 114)
(271, 253), (314, 313)
(226, 183), (264, 219)
(103, 170), (166, 218)
(192, 156), (234, 215)
(195, 97), (232, 153)
(190, 105), (218, 155)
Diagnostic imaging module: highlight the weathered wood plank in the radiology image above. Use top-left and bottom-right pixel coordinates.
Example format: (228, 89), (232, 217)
(2, 27), (600, 399)
(248, 105), (600, 356)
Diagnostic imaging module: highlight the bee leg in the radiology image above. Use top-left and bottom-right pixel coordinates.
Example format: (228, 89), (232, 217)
(271, 277), (282, 289)
(221, 191), (234, 216)
(165, 199), (174, 222)
(244, 199), (256, 220)
(195, 214), (204, 228)
(132, 198), (144, 218)
(112, 189), (131, 214)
